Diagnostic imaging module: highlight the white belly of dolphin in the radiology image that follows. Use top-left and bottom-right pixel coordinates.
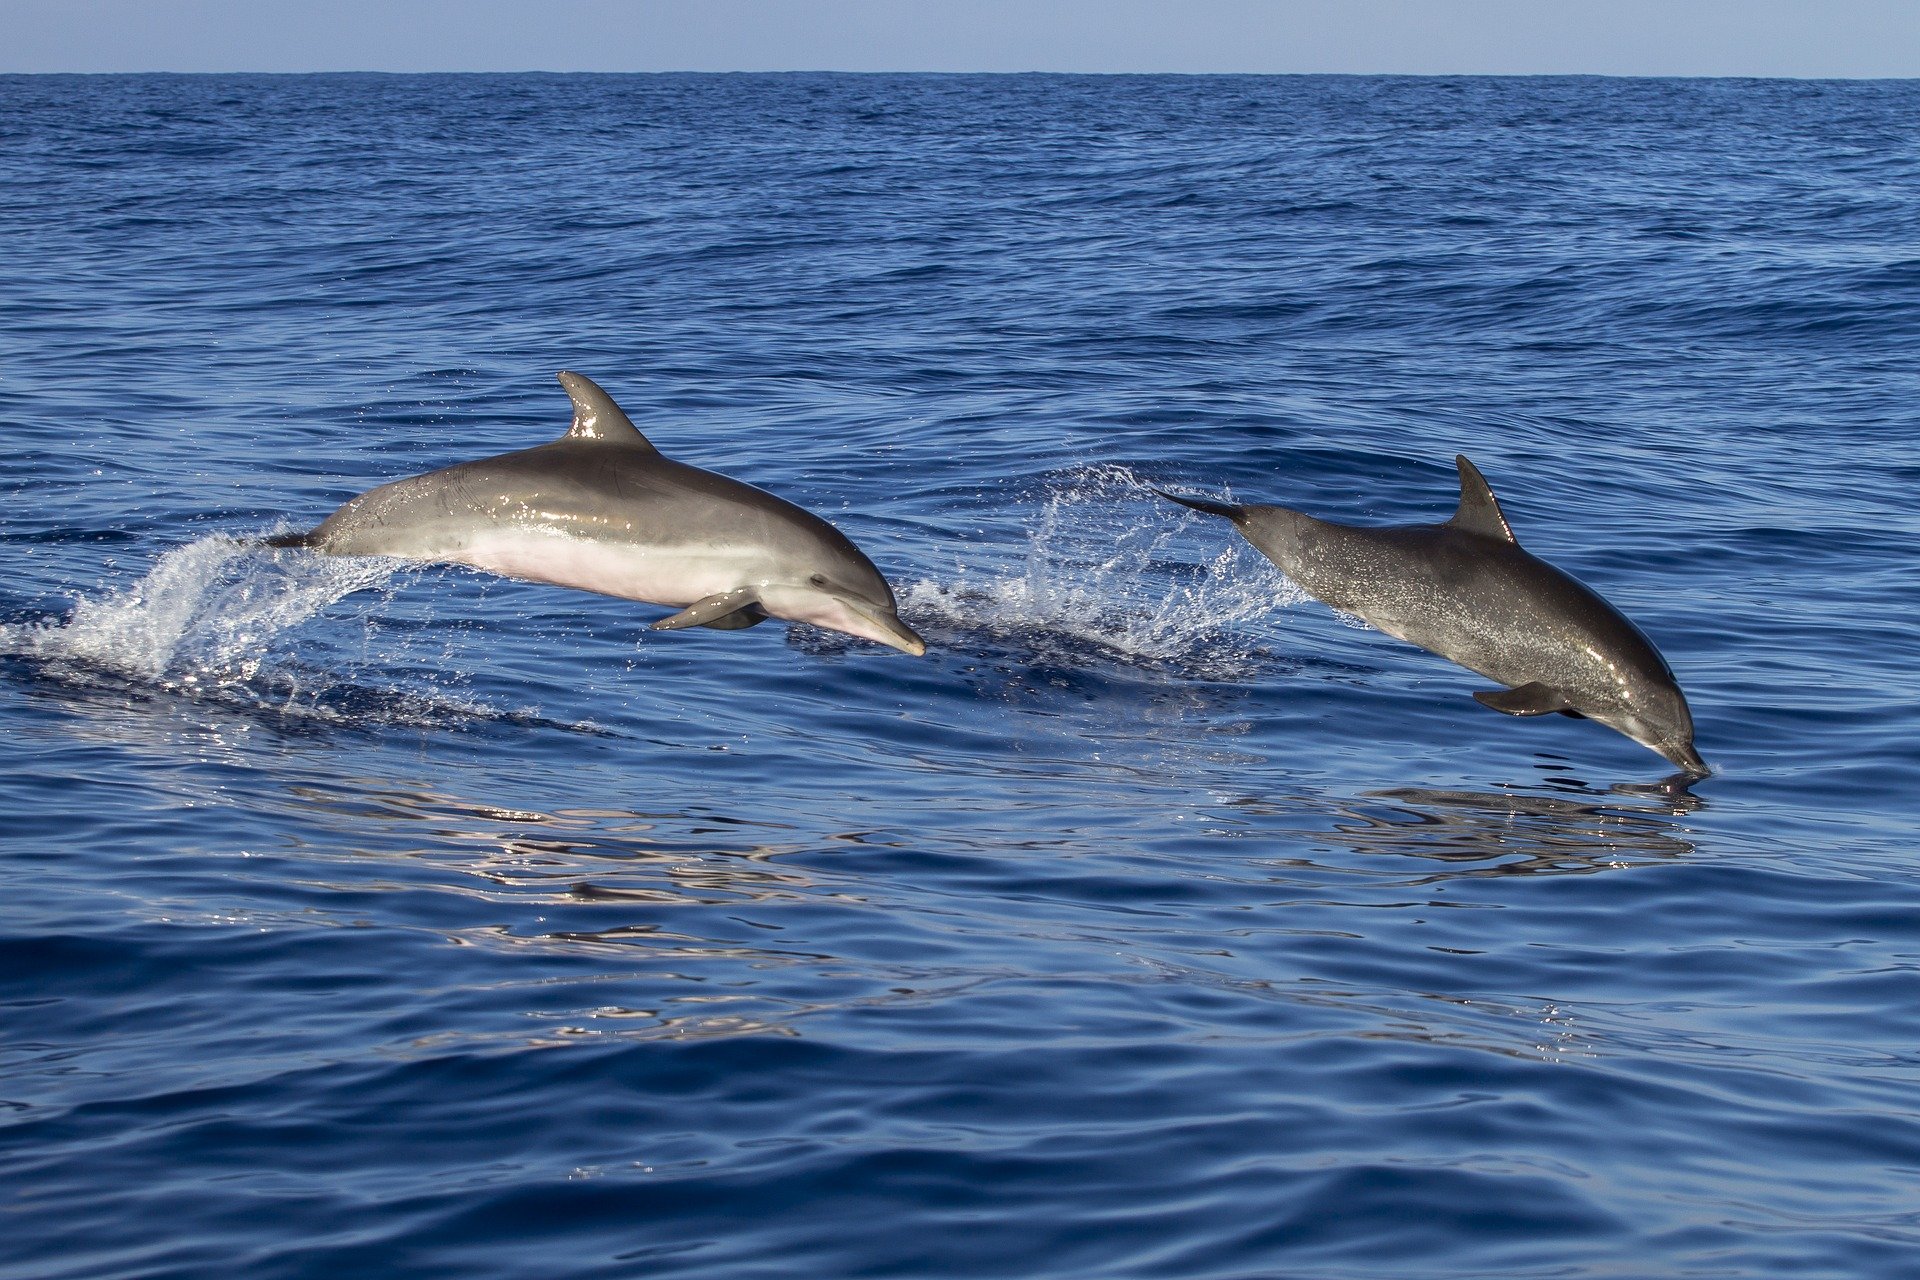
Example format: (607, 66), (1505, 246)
(443, 527), (754, 606)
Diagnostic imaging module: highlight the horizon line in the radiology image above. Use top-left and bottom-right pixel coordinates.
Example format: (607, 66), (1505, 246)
(6, 68), (1917, 81)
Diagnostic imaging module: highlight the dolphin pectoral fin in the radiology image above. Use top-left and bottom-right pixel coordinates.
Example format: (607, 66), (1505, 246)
(695, 605), (768, 630)
(652, 589), (765, 632)
(1473, 682), (1579, 717)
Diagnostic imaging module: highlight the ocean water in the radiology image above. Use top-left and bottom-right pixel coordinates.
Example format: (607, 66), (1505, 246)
(4, 71), (1920, 1279)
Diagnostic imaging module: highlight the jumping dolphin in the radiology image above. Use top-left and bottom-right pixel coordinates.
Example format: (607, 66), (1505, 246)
(1158, 457), (1705, 775)
(267, 372), (926, 655)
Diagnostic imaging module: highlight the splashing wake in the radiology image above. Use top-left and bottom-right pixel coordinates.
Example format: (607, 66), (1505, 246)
(0, 536), (539, 729)
(3, 535), (399, 685)
(901, 466), (1303, 680)
(6, 471), (1301, 721)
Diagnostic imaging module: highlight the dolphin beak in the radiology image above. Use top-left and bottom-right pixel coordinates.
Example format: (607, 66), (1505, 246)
(1663, 743), (1709, 777)
(834, 597), (925, 656)
(759, 584), (928, 655)
(855, 604), (927, 656)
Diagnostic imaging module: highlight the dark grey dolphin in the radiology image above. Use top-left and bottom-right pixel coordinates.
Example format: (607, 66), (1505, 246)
(268, 372), (926, 655)
(1158, 457), (1705, 775)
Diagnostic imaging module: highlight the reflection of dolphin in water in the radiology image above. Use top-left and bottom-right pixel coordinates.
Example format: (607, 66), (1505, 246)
(268, 372), (925, 655)
(1159, 457), (1705, 776)
(1337, 785), (1699, 876)
(1229, 784), (1698, 879)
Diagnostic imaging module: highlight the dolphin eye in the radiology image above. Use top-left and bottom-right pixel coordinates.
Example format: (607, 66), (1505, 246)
(808, 573), (828, 587)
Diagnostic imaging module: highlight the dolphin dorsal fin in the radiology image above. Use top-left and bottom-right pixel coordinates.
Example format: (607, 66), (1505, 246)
(1449, 455), (1516, 544)
(556, 371), (657, 449)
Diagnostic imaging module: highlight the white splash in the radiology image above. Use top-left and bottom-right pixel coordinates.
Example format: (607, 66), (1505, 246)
(900, 465), (1303, 679)
(3, 539), (613, 732)
(3, 534), (399, 686)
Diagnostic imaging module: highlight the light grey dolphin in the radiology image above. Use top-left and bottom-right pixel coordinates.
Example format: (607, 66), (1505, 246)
(267, 371), (926, 655)
(1158, 457), (1705, 776)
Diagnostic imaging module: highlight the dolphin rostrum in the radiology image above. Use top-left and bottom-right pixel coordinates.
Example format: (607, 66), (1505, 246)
(267, 371), (926, 655)
(1158, 457), (1705, 776)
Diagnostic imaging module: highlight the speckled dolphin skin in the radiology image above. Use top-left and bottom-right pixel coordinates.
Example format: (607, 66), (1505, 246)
(269, 371), (925, 656)
(1159, 457), (1704, 776)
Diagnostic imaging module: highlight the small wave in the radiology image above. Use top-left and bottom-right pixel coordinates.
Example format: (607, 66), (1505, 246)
(901, 465), (1302, 681)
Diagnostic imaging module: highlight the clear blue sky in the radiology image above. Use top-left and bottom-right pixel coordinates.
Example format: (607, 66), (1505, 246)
(7, 0), (1920, 77)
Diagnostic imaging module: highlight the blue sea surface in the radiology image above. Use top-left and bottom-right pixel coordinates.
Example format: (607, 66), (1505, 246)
(4, 72), (1920, 1279)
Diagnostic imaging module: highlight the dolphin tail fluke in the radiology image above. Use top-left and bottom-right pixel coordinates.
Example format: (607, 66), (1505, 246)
(1153, 488), (1246, 522)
